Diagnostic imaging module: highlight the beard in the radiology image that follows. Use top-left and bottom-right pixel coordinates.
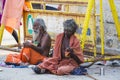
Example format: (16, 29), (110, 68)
(32, 30), (40, 42)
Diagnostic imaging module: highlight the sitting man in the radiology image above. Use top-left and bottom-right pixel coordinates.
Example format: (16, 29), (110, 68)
(5, 18), (51, 65)
(33, 19), (84, 75)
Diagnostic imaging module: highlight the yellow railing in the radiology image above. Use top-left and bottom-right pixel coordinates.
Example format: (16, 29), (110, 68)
(0, 25), (4, 45)
(81, 0), (94, 49)
(108, 0), (120, 40)
(99, 0), (104, 55)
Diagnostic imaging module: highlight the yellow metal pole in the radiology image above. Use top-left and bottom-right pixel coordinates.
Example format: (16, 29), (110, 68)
(108, 0), (120, 40)
(93, 0), (97, 57)
(0, 25), (5, 45)
(18, 29), (21, 48)
(81, 0), (94, 49)
(84, 55), (120, 62)
(100, 0), (104, 55)
(65, 4), (69, 12)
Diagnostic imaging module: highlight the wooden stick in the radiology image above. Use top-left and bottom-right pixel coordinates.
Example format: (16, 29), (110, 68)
(0, 46), (20, 52)
(85, 73), (98, 80)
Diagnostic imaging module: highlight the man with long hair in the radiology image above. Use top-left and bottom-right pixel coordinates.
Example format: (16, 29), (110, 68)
(5, 18), (51, 65)
(33, 19), (84, 75)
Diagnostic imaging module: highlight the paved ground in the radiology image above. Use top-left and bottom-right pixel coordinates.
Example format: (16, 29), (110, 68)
(0, 50), (120, 80)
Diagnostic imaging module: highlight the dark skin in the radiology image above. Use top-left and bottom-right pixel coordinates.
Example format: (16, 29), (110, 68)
(23, 21), (51, 57)
(61, 28), (82, 65)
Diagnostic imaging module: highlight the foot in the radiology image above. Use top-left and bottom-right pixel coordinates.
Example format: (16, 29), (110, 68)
(32, 66), (46, 74)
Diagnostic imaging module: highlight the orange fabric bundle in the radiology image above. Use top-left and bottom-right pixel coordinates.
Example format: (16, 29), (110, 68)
(5, 48), (45, 65)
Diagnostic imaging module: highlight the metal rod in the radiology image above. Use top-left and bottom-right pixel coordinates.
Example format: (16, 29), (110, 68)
(108, 0), (120, 40)
(93, 0), (97, 57)
(0, 25), (5, 45)
(100, 0), (104, 55)
(0, 46), (20, 52)
(81, 0), (94, 49)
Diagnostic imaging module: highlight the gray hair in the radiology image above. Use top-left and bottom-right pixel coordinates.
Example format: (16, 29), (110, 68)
(63, 19), (78, 32)
(34, 18), (47, 31)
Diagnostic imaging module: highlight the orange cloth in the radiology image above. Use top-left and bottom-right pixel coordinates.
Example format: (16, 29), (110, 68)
(5, 26), (13, 34)
(25, 1), (32, 9)
(1, 0), (27, 29)
(5, 48), (45, 65)
(38, 33), (84, 75)
(53, 33), (84, 62)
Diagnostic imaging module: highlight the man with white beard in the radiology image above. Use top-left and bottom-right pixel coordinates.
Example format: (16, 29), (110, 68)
(32, 28), (39, 43)
(5, 18), (51, 66)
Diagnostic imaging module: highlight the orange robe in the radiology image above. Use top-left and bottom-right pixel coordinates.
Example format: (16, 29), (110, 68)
(38, 33), (84, 75)
(1, 0), (28, 33)
(5, 48), (45, 65)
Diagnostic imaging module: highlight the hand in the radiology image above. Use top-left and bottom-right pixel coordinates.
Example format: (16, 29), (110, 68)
(23, 41), (32, 48)
(65, 51), (70, 58)
(65, 47), (73, 58)
(66, 47), (73, 53)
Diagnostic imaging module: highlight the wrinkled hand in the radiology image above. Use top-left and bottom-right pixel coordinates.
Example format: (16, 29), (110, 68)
(66, 47), (73, 53)
(23, 41), (33, 48)
(65, 47), (73, 57)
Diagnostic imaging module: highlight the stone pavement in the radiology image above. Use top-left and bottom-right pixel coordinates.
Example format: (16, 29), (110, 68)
(0, 50), (120, 80)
